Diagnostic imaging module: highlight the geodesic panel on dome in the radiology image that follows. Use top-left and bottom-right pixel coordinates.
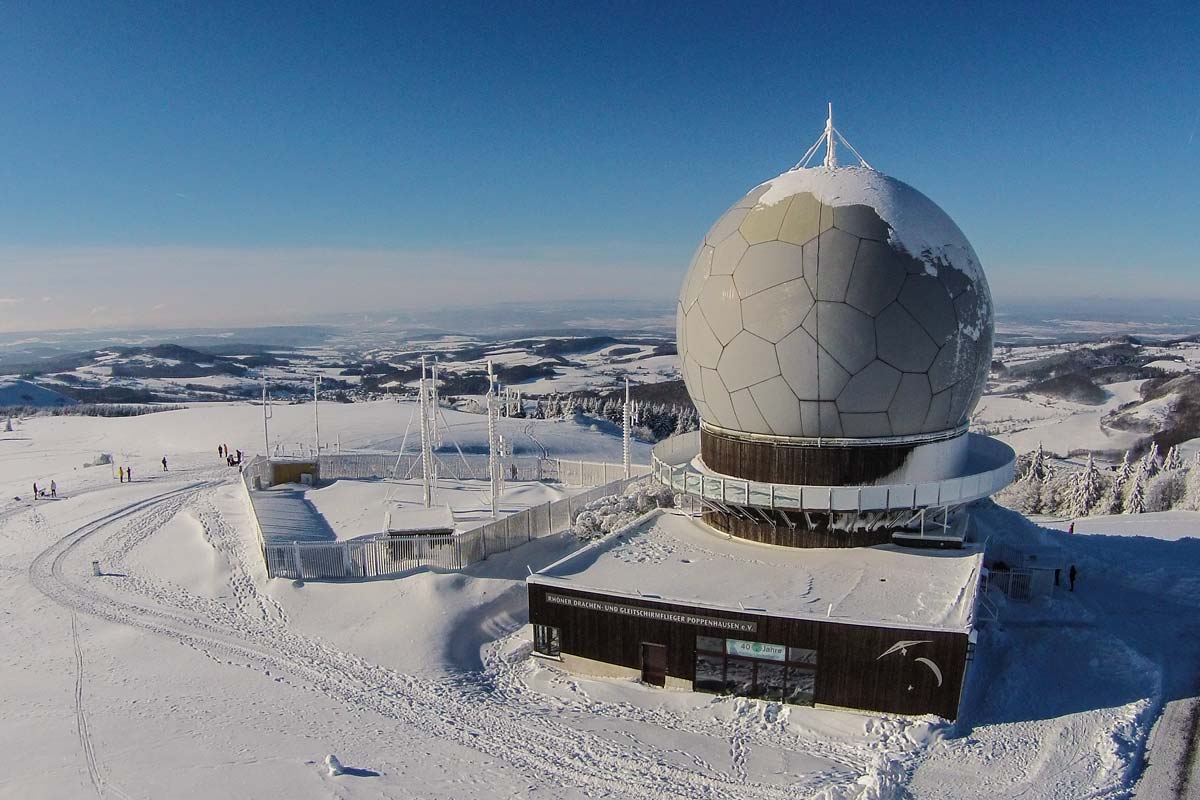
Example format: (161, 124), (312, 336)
(676, 168), (994, 439)
(832, 203), (890, 241)
(889, 373), (934, 436)
(718, 331), (780, 391)
(808, 302), (875, 374)
(706, 206), (749, 246)
(741, 278), (814, 343)
(899, 274), (957, 345)
(711, 233), (748, 276)
(752, 376), (804, 434)
(683, 306), (722, 369)
(778, 192), (825, 245)
(739, 198), (791, 244)
(698, 275), (741, 345)
(836, 360), (901, 414)
(813, 228), (858, 302)
(845, 239), (906, 315)
(733, 240), (805, 298)
(730, 388), (769, 432)
(875, 303), (938, 372)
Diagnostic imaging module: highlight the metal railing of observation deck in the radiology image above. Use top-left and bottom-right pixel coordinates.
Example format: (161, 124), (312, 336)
(652, 431), (1016, 514)
(239, 453), (650, 581)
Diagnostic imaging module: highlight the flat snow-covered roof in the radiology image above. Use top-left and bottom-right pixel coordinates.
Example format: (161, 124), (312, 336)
(530, 510), (983, 633)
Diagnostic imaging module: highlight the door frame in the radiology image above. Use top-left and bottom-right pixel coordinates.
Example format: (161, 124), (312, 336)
(640, 642), (667, 687)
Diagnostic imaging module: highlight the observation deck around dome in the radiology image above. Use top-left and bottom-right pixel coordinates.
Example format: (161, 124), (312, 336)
(652, 430), (1015, 513)
(529, 509), (985, 633)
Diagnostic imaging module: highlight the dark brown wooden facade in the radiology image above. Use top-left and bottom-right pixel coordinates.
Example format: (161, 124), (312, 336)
(701, 427), (921, 485)
(529, 583), (970, 720)
(703, 509), (895, 548)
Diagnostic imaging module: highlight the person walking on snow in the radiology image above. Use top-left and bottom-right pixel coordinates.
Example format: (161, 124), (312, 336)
(32, 482), (38, 499)
(1069, 564), (1078, 592)
(127, 466), (133, 482)
(118, 467), (124, 483)
(162, 456), (168, 471)
(50, 480), (56, 498)
(218, 444), (224, 458)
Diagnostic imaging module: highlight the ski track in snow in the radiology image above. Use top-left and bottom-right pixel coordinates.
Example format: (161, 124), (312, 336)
(71, 612), (104, 798)
(27, 476), (895, 800)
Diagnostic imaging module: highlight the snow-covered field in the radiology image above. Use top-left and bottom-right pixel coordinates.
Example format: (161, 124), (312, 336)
(2, 401), (1198, 798)
(973, 379), (1145, 456)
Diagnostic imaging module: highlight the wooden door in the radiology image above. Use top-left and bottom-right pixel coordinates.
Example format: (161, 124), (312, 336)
(640, 643), (666, 687)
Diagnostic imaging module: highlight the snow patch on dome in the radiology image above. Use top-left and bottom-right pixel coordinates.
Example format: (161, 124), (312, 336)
(753, 166), (984, 286)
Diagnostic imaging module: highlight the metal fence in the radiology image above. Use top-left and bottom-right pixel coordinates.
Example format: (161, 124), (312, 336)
(239, 452), (646, 581)
(258, 475), (634, 581)
(985, 569), (1033, 602)
(315, 452), (649, 486)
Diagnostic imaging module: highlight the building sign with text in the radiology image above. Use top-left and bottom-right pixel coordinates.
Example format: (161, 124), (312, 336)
(725, 638), (787, 661)
(545, 593), (757, 633)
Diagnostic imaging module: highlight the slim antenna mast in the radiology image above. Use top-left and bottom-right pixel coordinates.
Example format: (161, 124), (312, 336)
(823, 102), (836, 168)
(313, 375), (321, 458)
(261, 375), (272, 456)
(795, 103), (873, 171)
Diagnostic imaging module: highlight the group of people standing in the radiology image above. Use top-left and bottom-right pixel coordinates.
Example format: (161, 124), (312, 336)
(219, 444), (242, 467)
(30, 480), (56, 499)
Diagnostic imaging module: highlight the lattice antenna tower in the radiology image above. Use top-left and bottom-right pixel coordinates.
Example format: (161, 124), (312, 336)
(487, 360), (501, 517)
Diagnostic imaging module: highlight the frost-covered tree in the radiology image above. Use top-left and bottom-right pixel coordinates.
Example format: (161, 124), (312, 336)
(1001, 443), (1053, 514)
(1108, 451), (1135, 513)
(1163, 446), (1184, 472)
(1146, 470), (1187, 512)
(1069, 454), (1104, 518)
(1184, 453), (1200, 511)
(1124, 468), (1146, 514)
(1025, 442), (1052, 483)
(1138, 442), (1161, 481)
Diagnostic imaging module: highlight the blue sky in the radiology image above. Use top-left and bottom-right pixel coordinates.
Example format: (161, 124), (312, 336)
(0, 1), (1196, 331)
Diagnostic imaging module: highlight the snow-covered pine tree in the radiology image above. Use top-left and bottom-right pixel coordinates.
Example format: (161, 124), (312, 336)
(1163, 446), (1184, 472)
(1025, 442), (1051, 483)
(1124, 468), (1146, 514)
(1109, 451), (1135, 513)
(1181, 451), (1200, 511)
(1070, 454), (1103, 518)
(1138, 442), (1160, 481)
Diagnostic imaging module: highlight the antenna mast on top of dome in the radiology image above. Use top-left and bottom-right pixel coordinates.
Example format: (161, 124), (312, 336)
(795, 103), (874, 171)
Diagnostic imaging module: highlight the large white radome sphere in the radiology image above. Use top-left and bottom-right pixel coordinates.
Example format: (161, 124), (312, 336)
(677, 166), (993, 440)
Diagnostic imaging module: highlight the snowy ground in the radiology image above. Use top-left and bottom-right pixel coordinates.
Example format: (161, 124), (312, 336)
(2, 402), (1198, 798)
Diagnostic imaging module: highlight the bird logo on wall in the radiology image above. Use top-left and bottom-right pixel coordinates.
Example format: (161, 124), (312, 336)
(876, 640), (943, 688)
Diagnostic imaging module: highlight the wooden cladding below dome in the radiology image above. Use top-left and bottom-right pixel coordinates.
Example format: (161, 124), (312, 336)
(703, 509), (895, 549)
(701, 427), (917, 485)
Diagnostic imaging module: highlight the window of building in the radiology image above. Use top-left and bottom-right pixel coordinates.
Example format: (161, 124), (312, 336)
(788, 647), (818, 665)
(693, 635), (818, 706)
(533, 624), (560, 658)
(694, 653), (725, 692)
